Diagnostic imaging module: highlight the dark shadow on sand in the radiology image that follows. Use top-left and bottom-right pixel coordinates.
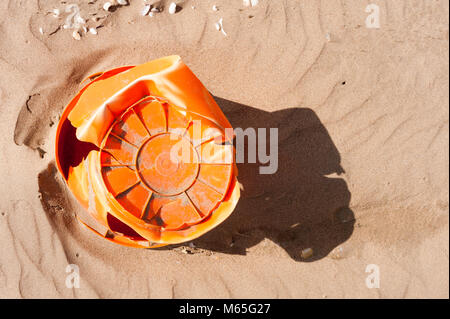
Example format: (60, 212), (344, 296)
(187, 97), (355, 262)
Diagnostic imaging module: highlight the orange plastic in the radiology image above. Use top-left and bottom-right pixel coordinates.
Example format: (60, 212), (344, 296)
(55, 56), (240, 248)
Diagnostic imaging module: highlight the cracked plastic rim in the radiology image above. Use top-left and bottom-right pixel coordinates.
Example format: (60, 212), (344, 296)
(55, 56), (240, 248)
(100, 97), (234, 231)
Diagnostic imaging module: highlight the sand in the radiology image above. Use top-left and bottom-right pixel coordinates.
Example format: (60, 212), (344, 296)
(0, 0), (448, 298)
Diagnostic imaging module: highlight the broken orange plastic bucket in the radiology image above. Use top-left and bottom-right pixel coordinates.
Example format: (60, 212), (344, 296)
(55, 56), (240, 248)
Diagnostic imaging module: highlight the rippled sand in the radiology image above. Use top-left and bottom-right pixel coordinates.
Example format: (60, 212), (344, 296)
(0, 0), (448, 298)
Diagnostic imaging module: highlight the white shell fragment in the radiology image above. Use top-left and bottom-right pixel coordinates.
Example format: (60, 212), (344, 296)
(212, 5), (219, 11)
(141, 4), (151, 16)
(243, 0), (259, 7)
(117, 0), (128, 5)
(72, 30), (81, 40)
(63, 5), (86, 30)
(89, 27), (98, 35)
(103, 2), (113, 11)
(52, 9), (60, 18)
(216, 18), (227, 36)
(168, 2), (177, 14)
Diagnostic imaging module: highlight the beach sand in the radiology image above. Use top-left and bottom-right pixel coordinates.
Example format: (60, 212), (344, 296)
(0, 0), (448, 298)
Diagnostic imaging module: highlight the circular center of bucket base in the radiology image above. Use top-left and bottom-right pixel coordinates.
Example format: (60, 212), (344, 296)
(136, 133), (199, 196)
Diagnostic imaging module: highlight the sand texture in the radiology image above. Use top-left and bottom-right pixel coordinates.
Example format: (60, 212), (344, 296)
(0, 0), (448, 298)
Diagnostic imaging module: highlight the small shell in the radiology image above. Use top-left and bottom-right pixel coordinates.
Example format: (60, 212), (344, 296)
(243, 0), (258, 7)
(301, 248), (313, 259)
(117, 0), (128, 5)
(214, 22), (221, 31)
(149, 12), (154, 17)
(103, 2), (113, 11)
(330, 246), (345, 260)
(150, 7), (160, 12)
(141, 4), (151, 16)
(218, 18), (227, 36)
(39, 27), (44, 35)
(72, 30), (81, 40)
(89, 27), (98, 35)
(212, 5), (219, 11)
(168, 2), (177, 14)
(52, 9), (60, 17)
